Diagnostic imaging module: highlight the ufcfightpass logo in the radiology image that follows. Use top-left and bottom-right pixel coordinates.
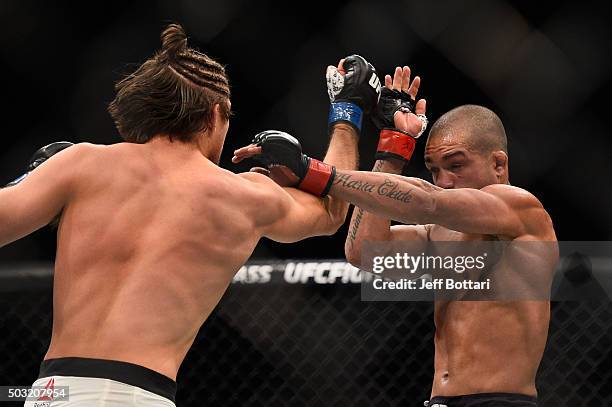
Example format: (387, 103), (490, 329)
(283, 262), (364, 284)
(232, 261), (368, 284)
(233, 264), (273, 284)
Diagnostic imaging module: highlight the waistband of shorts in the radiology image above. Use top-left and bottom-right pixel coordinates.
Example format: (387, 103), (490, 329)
(429, 392), (537, 406)
(39, 357), (177, 402)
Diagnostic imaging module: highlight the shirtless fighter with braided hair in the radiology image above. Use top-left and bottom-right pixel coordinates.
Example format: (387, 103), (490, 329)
(0, 24), (380, 406)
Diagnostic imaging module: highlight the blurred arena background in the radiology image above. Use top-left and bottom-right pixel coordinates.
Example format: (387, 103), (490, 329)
(0, 0), (611, 406)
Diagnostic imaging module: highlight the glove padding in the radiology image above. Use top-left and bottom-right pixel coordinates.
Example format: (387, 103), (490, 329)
(372, 87), (426, 163)
(372, 87), (416, 130)
(5, 141), (74, 187)
(327, 55), (381, 132)
(251, 130), (336, 197)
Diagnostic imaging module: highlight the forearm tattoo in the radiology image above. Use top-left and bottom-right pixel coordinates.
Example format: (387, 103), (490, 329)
(347, 207), (364, 249)
(334, 173), (413, 204)
(377, 179), (413, 203)
(345, 161), (405, 250)
(334, 173), (375, 193)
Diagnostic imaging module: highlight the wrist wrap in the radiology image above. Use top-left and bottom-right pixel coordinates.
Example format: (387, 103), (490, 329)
(376, 129), (417, 162)
(298, 158), (337, 197)
(328, 102), (363, 132)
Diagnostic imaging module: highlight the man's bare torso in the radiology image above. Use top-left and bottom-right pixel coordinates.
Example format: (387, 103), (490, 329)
(428, 224), (557, 397)
(46, 140), (263, 379)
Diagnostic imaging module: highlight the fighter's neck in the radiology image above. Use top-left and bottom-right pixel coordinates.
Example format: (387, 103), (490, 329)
(145, 135), (218, 162)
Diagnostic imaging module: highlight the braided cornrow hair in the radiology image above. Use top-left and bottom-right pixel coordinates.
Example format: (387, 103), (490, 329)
(160, 24), (230, 98)
(108, 23), (231, 143)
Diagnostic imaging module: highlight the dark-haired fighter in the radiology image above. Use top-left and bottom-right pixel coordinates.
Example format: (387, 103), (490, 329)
(242, 67), (558, 407)
(0, 24), (380, 406)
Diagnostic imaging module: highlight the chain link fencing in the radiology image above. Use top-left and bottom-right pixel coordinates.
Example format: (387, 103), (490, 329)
(0, 262), (610, 406)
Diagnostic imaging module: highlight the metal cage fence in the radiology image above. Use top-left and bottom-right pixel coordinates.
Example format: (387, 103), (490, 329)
(0, 262), (611, 407)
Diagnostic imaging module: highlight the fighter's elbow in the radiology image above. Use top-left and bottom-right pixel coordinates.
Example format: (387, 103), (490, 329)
(345, 244), (362, 268)
(321, 199), (347, 236)
(321, 212), (344, 236)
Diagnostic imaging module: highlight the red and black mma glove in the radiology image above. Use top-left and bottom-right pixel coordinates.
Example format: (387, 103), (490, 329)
(251, 130), (335, 197)
(371, 88), (426, 164)
(326, 55), (382, 133)
(5, 141), (74, 187)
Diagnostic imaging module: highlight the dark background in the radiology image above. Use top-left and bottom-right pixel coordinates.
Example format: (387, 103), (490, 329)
(0, 0), (611, 263)
(1, 3), (611, 406)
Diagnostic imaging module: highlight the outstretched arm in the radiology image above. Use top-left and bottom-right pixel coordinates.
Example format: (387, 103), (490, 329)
(234, 55), (381, 243)
(0, 144), (86, 247)
(238, 124), (359, 243)
(333, 169), (549, 239)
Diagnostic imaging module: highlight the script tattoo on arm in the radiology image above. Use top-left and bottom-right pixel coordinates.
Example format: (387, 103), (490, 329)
(346, 160), (384, 249)
(333, 174), (413, 204)
(376, 179), (413, 203)
(331, 168), (422, 225)
(346, 207), (363, 249)
(333, 173), (375, 193)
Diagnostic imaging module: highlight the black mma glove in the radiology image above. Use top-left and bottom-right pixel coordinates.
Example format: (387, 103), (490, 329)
(372, 88), (427, 163)
(5, 141), (74, 187)
(326, 54), (381, 133)
(251, 130), (335, 197)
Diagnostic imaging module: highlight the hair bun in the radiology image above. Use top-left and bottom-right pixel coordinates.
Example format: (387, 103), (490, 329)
(161, 23), (187, 58)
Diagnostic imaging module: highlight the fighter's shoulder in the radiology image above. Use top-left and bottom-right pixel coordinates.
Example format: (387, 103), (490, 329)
(480, 184), (544, 211)
(237, 171), (284, 194)
(481, 184), (554, 237)
(66, 142), (140, 165)
(236, 171), (296, 213)
(58, 142), (109, 156)
(237, 171), (268, 183)
(44, 142), (101, 168)
(46, 143), (123, 184)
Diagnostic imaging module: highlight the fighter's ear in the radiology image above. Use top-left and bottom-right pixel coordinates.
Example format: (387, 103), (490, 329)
(210, 104), (222, 131)
(492, 150), (508, 179)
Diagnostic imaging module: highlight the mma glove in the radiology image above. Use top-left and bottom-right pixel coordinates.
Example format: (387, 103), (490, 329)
(251, 130), (335, 197)
(326, 54), (381, 133)
(5, 141), (74, 187)
(371, 88), (427, 163)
